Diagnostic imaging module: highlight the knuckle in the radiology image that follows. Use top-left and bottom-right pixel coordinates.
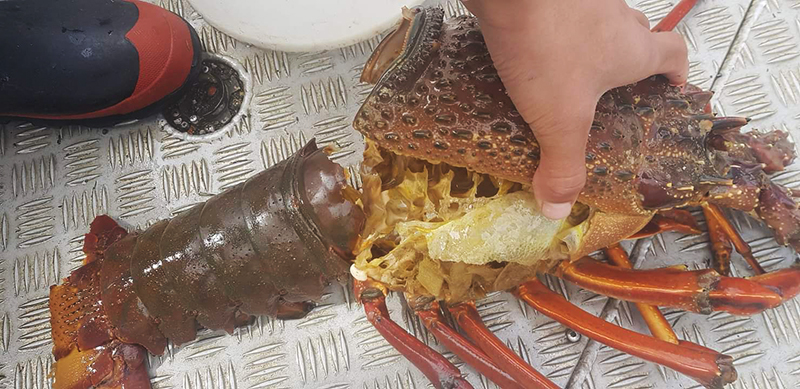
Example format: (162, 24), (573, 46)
(665, 35), (689, 76)
(631, 9), (648, 21)
(666, 31), (688, 56)
(535, 169), (587, 199)
(670, 32), (689, 57)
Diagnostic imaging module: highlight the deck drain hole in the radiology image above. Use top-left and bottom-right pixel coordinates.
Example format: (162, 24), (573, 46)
(162, 54), (248, 138)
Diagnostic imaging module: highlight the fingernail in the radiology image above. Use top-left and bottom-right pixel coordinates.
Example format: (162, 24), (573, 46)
(541, 201), (573, 220)
(670, 80), (687, 91)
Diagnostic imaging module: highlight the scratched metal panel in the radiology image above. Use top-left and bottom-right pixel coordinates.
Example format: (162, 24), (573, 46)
(0, 0), (799, 389)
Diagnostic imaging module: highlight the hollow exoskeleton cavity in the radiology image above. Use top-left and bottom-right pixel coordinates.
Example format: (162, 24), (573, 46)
(353, 139), (591, 303)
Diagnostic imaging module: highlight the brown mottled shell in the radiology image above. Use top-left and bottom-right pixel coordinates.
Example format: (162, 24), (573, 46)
(353, 8), (728, 217)
(355, 9), (540, 185)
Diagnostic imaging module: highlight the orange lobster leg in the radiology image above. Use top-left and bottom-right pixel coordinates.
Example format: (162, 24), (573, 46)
(627, 209), (702, 239)
(514, 279), (737, 388)
(447, 302), (560, 389)
(604, 244), (679, 344)
(651, 0), (700, 32)
(703, 203), (766, 275)
(413, 300), (524, 389)
(555, 257), (800, 315)
(353, 280), (473, 389)
(703, 205), (735, 276)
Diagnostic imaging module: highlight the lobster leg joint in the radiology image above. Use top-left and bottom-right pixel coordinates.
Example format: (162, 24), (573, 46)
(354, 280), (474, 389)
(409, 298), (524, 389)
(555, 256), (800, 315)
(514, 279), (737, 388)
(447, 302), (560, 389)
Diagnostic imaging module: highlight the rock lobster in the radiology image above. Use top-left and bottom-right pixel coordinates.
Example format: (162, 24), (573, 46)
(48, 1), (800, 388)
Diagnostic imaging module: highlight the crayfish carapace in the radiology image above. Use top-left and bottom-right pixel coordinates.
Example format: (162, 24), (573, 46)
(48, 1), (800, 388)
(350, 2), (800, 388)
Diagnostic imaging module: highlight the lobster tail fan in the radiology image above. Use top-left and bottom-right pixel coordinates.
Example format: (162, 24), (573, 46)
(49, 260), (112, 360)
(50, 216), (152, 389)
(51, 215), (127, 359)
(82, 215), (128, 264)
(50, 325), (151, 389)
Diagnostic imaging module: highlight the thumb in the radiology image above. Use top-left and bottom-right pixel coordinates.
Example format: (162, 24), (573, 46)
(530, 107), (593, 220)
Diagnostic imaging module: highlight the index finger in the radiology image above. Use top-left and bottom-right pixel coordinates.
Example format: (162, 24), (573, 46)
(648, 30), (690, 86)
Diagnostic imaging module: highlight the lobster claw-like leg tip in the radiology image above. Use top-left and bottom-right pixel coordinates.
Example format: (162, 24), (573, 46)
(717, 354), (738, 387)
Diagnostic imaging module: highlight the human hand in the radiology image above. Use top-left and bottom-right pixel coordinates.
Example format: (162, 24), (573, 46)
(462, 0), (689, 219)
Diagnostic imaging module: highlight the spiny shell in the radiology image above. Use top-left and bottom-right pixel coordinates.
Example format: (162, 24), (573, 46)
(353, 8), (726, 217)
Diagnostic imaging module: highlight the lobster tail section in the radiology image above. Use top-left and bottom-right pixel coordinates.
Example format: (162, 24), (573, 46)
(100, 231), (170, 354)
(49, 140), (365, 389)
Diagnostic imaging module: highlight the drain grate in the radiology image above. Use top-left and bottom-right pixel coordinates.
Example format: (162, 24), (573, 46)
(163, 57), (245, 136)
